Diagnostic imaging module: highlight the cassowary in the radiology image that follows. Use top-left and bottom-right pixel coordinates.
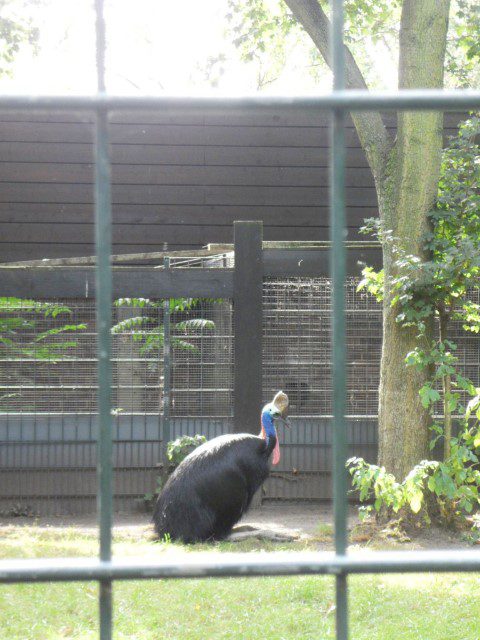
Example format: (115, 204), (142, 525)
(153, 391), (290, 543)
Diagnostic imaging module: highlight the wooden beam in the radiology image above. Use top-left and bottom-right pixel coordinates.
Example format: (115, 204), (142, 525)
(208, 240), (380, 250)
(0, 267), (233, 299)
(0, 244), (382, 299)
(263, 247), (382, 277)
(233, 221), (263, 434)
(0, 248), (232, 268)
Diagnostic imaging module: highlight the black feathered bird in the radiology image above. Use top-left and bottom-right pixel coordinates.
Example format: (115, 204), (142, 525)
(153, 391), (290, 543)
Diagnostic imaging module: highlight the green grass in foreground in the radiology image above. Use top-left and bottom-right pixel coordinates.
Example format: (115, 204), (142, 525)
(0, 525), (479, 640)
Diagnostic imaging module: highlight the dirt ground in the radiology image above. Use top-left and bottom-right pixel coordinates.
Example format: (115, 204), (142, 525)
(0, 503), (333, 537)
(0, 502), (472, 549)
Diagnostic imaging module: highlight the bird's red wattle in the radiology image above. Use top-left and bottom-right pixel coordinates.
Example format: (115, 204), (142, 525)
(272, 438), (280, 465)
(260, 425), (280, 465)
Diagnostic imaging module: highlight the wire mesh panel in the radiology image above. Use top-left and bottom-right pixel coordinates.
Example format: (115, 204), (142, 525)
(0, 296), (234, 515)
(2, 283), (479, 512)
(261, 278), (480, 499)
(263, 278), (332, 416)
(263, 277), (383, 417)
(170, 300), (234, 417)
(262, 277), (380, 500)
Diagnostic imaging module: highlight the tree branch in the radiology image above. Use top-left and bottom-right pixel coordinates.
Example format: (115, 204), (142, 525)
(283, 0), (392, 184)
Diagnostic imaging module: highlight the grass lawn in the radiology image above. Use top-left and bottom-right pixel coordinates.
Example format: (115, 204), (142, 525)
(0, 525), (479, 639)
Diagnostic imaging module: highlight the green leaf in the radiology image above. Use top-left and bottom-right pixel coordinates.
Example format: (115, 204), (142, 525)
(419, 386), (441, 408)
(111, 316), (157, 334)
(448, 396), (458, 412)
(35, 324), (86, 342)
(114, 297), (158, 308)
(175, 319), (215, 332)
(409, 491), (423, 514)
(172, 338), (199, 352)
(466, 395), (480, 420)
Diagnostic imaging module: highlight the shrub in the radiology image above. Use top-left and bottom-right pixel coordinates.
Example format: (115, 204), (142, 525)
(166, 434), (207, 467)
(144, 434), (207, 507)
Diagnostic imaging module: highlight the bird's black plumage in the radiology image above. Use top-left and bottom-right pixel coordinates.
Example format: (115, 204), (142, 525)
(153, 433), (274, 543)
(153, 392), (289, 543)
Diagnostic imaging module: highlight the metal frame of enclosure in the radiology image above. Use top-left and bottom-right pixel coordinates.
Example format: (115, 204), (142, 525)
(2, 2), (480, 640)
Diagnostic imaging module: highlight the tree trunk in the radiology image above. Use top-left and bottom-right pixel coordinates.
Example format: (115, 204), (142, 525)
(377, 291), (433, 479)
(283, 0), (450, 480)
(377, 0), (450, 479)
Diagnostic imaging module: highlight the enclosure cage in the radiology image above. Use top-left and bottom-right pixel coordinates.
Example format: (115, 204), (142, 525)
(1, 266), (479, 515)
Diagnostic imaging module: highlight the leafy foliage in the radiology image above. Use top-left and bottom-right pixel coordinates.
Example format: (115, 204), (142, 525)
(355, 115), (480, 526)
(349, 394), (480, 522)
(0, 0), (42, 77)
(357, 265), (384, 302)
(446, 0), (480, 88)
(0, 297), (86, 361)
(0, 297), (86, 409)
(167, 434), (207, 467)
(144, 434), (207, 504)
(226, 0), (301, 89)
(227, 0), (401, 88)
(226, 1), (477, 90)
(111, 298), (215, 357)
(348, 457), (438, 519)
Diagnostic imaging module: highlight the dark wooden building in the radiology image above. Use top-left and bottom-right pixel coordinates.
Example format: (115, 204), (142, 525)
(0, 109), (463, 263)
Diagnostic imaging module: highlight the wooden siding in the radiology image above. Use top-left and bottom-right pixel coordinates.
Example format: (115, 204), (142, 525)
(0, 110), (464, 263)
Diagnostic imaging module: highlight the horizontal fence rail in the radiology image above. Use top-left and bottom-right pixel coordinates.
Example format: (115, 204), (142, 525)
(2, 550), (480, 583)
(0, 90), (480, 111)
(0, 267), (234, 298)
(0, 246), (383, 298)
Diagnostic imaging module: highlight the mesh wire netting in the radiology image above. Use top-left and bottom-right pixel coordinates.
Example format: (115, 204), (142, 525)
(0, 298), (233, 416)
(263, 278), (382, 416)
(264, 278), (480, 416)
(0, 297), (234, 514)
(1, 281), (479, 418)
(2, 279), (479, 513)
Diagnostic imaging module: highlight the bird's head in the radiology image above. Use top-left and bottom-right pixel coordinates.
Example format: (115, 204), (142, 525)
(261, 391), (291, 465)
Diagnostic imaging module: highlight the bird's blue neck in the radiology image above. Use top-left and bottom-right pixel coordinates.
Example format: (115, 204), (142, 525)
(261, 410), (277, 443)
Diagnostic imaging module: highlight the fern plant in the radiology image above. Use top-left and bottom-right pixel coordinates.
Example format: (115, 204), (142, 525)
(0, 297), (86, 409)
(0, 297), (86, 360)
(111, 297), (215, 357)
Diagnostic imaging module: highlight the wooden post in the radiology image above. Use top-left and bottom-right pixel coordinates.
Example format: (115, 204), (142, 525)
(162, 257), (171, 472)
(233, 221), (263, 434)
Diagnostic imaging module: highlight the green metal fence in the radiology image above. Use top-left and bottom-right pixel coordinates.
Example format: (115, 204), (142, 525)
(2, 1), (480, 639)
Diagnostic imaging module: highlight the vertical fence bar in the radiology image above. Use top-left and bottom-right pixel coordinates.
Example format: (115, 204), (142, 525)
(95, 1), (113, 639)
(330, 0), (348, 639)
(162, 257), (171, 472)
(233, 221), (263, 433)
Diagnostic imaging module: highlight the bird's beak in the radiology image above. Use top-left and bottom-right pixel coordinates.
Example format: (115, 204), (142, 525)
(274, 415), (291, 429)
